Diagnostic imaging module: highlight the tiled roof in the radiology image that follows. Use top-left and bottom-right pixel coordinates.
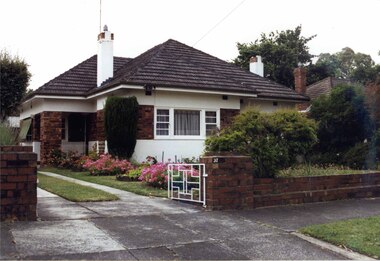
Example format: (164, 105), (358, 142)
(30, 56), (131, 97)
(91, 39), (308, 101)
(29, 39), (309, 102)
(306, 77), (354, 100)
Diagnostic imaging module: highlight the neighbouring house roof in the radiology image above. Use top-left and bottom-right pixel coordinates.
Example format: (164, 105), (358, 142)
(306, 76), (354, 100)
(27, 39), (309, 102)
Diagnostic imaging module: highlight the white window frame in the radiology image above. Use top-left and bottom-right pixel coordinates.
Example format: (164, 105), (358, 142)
(154, 108), (220, 140)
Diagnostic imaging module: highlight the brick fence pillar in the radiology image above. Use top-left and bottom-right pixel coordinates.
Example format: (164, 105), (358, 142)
(0, 146), (37, 221)
(40, 111), (62, 165)
(200, 155), (253, 210)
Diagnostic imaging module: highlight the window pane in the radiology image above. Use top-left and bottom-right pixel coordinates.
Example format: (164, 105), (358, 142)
(156, 109), (169, 136)
(174, 110), (200, 135)
(206, 124), (217, 136)
(206, 111), (216, 117)
(205, 117), (216, 123)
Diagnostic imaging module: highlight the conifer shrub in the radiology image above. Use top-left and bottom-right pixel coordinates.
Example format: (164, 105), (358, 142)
(104, 96), (139, 159)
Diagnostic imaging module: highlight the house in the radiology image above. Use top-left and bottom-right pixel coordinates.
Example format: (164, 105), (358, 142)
(19, 26), (309, 164)
(296, 76), (355, 111)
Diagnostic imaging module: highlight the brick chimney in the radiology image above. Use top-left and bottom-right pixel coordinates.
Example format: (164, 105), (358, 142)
(294, 67), (309, 111)
(293, 67), (307, 95)
(249, 56), (264, 77)
(97, 25), (114, 87)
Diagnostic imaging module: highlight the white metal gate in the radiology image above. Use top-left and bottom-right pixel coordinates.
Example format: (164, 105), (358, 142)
(167, 163), (207, 207)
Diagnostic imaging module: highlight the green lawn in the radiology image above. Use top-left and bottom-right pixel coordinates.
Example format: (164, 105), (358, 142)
(278, 164), (379, 178)
(300, 216), (380, 259)
(39, 167), (168, 198)
(38, 173), (119, 202)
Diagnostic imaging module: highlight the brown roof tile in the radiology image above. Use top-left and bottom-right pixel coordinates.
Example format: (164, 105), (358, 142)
(29, 39), (308, 102)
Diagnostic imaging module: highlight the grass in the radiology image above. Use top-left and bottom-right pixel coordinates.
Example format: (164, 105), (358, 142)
(278, 164), (379, 178)
(300, 216), (380, 259)
(37, 173), (119, 202)
(39, 167), (168, 198)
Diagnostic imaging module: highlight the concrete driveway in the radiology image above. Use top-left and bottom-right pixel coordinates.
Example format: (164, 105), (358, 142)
(1, 173), (379, 260)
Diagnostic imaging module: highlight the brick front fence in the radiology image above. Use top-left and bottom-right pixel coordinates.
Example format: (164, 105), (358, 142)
(201, 155), (380, 210)
(1, 146), (37, 221)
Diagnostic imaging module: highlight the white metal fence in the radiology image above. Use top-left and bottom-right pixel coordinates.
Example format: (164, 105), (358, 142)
(167, 163), (207, 207)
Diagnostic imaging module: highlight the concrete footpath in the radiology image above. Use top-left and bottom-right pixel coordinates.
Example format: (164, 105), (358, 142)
(1, 172), (380, 260)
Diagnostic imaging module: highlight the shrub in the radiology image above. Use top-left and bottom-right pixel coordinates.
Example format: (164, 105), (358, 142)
(104, 96), (139, 159)
(46, 149), (66, 168)
(309, 84), (375, 161)
(83, 154), (132, 176)
(342, 142), (377, 170)
(116, 166), (144, 181)
(205, 109), (317, 178)
(139, 162), (168, 189)
(0, 121), (18, 145)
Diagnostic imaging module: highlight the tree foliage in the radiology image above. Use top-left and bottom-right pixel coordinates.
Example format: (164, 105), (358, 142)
(309, 84), (374, 163)
(205, 109), (317, 178)
(104, 96), (139, 159)
(315, 47), (380, 84)
(233, 25), (316, 88)
(0, 50), (31, 120)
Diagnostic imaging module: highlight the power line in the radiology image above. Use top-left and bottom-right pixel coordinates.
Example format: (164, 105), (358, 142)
(192, 0), (247, 48)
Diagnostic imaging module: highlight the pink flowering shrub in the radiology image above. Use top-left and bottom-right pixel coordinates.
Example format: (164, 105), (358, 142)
(139, 162), (169, 189)
(83, 154), (132, 176)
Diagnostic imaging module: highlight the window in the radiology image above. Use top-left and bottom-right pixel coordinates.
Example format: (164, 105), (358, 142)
(205, 111), (217, 136)
(174, 110), (200, 136)
(156, 109), (169, 136)
(155, 108), (219, 138)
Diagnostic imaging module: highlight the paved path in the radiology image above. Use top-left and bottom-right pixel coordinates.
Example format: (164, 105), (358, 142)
(1, 172), (379, 260)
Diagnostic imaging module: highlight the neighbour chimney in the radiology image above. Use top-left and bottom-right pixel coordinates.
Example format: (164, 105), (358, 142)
(294, 67), (307, 95)
(97, 25), (114, 87)
(249, 56), (264, 77)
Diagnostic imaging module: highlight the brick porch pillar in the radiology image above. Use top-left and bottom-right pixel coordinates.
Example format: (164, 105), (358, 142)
(40, 111), (62, 165)
(96, 110), (105, 154)
(220, 109), (240, 130)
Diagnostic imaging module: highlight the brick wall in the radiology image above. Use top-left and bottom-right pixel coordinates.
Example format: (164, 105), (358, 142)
(86, 113), (97, 142)
(40, 111), (62, 165)
(0, 146), (37, 221)
(253, 173), (380, 208)
(201, 155), (253, 210)
(137, 105), (154, 139)
(220, 109), (240, 130)
(201, 154), (380, 209)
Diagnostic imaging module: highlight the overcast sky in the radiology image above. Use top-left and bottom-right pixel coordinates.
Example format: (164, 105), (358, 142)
(1, 0), (379, 90)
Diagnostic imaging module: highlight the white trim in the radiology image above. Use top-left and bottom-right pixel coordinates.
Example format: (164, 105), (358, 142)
(248, 97), (308, 103)
(27, 84), (258, 102)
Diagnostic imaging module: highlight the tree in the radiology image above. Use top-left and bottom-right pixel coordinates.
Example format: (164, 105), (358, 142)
(309, 84), (374, 161)
(205, 109), (317, 178)
(315, 47), (380, 84)
(104, 96), (139, 159)
(233, 25), (316, 88)
(0, 50), (31, 120)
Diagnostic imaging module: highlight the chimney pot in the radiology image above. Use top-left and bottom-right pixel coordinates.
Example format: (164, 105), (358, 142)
(249, 56), (264, 77)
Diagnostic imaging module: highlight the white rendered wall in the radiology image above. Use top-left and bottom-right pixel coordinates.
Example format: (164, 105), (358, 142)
(242, 99), (295, 113)
(20, 98), (95, 120)
(61, 141), (86, 155)
(133, 139), (205, 163)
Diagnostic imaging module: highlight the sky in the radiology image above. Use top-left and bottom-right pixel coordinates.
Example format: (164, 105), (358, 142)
(1, 0), (379, 90)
